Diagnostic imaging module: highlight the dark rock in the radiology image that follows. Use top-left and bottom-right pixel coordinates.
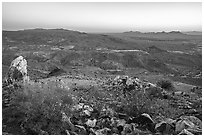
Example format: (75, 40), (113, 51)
(155, 119), (176, 134)
(128, 113), (154, 125)
(128, 113), (155, 132)
(117, 125), (123, 134)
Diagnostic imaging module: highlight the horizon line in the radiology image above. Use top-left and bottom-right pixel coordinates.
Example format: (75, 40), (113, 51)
(2, 27), (202, 33)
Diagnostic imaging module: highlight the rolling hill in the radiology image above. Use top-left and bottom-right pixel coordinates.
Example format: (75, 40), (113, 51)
(2, 29), (202, 86)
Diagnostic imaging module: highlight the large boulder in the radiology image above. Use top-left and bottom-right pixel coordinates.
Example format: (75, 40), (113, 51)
(175, 116), (202, 135)
(128, 113), (155, 132)
(155, 118), (176, 134)
(6, 56), (29, 84)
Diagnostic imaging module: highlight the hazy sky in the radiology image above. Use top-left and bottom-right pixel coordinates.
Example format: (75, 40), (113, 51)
(2, 2), (202, 33)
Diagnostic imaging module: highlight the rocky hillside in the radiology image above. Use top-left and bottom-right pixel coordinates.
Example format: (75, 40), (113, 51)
(2, 56), (202, 135)
(2, 29), (202, 134)
(2, 29), (202, 86)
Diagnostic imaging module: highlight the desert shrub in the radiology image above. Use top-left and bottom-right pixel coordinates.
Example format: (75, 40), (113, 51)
(3, 82), (74, 135)
(3, 78), (185, 135)
(146, 87), (163, 99)
(156, 79), (174, 91)
(108, 85), (182, 119)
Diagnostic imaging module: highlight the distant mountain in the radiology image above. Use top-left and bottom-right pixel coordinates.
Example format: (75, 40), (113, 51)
(123, 31), (184, 35)
(122, 30), (202, 36)
(182, 31), (202, 35)
(123, 31), (142, 34)
(2, 29), (143, 51)
(106, 30), (201, 41)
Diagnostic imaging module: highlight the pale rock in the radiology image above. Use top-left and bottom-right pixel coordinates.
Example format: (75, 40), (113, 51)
(7, 56), (29, 83)
(84, 105), (94, 112)
(94, 128), (111, 135)
(83, 110), (91, 116)
(85, 119), (97, 127)
(116, 119), (126, 127)
(175, 115), (202, 134)
(178, 129), (194, 135)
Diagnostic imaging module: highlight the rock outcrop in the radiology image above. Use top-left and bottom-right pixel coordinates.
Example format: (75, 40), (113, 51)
(6, 56), (29, 84)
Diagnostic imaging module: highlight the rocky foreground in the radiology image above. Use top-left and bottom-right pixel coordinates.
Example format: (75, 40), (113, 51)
(2, 56), (202, 135)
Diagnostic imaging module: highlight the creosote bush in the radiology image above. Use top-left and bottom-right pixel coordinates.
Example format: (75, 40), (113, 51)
(107, 83), (182, 119)
(146, 87), (163, 99)
(3, 78), (185, 135)
(3, 82), (74, 135)
(156, 79), (175, 91)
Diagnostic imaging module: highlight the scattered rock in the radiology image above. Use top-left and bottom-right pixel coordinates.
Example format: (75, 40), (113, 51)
(2, 72), (202, 135)
(94, 128), (111, 135)
(100, 106), (115, 118)
(72, 103), (84, 111)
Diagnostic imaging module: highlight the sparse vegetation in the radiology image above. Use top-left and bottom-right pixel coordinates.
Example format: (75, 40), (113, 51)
(3, 82), (75, 134)
(2, 29), (202, 135)
(2, 73), (202, 135)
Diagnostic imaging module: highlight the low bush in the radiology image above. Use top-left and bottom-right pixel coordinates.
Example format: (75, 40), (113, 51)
(145, 87), (163, 99)
(107, 84), (182, 119)
(156, 79), (175, 91)
(3, 82), (74, 135)
(2, 78), (184, 135)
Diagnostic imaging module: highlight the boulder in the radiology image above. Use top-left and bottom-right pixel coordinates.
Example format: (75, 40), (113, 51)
(179, 116), (202, 128)
(155, 118), (176, 134)
(6, 56), (29, 84)
(129, 113), (154, 125)
(128, 113), (155, 132)
(178, 129), (194, 135)
(85, 119), (97, 127)
(175, 116), (202, 134)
